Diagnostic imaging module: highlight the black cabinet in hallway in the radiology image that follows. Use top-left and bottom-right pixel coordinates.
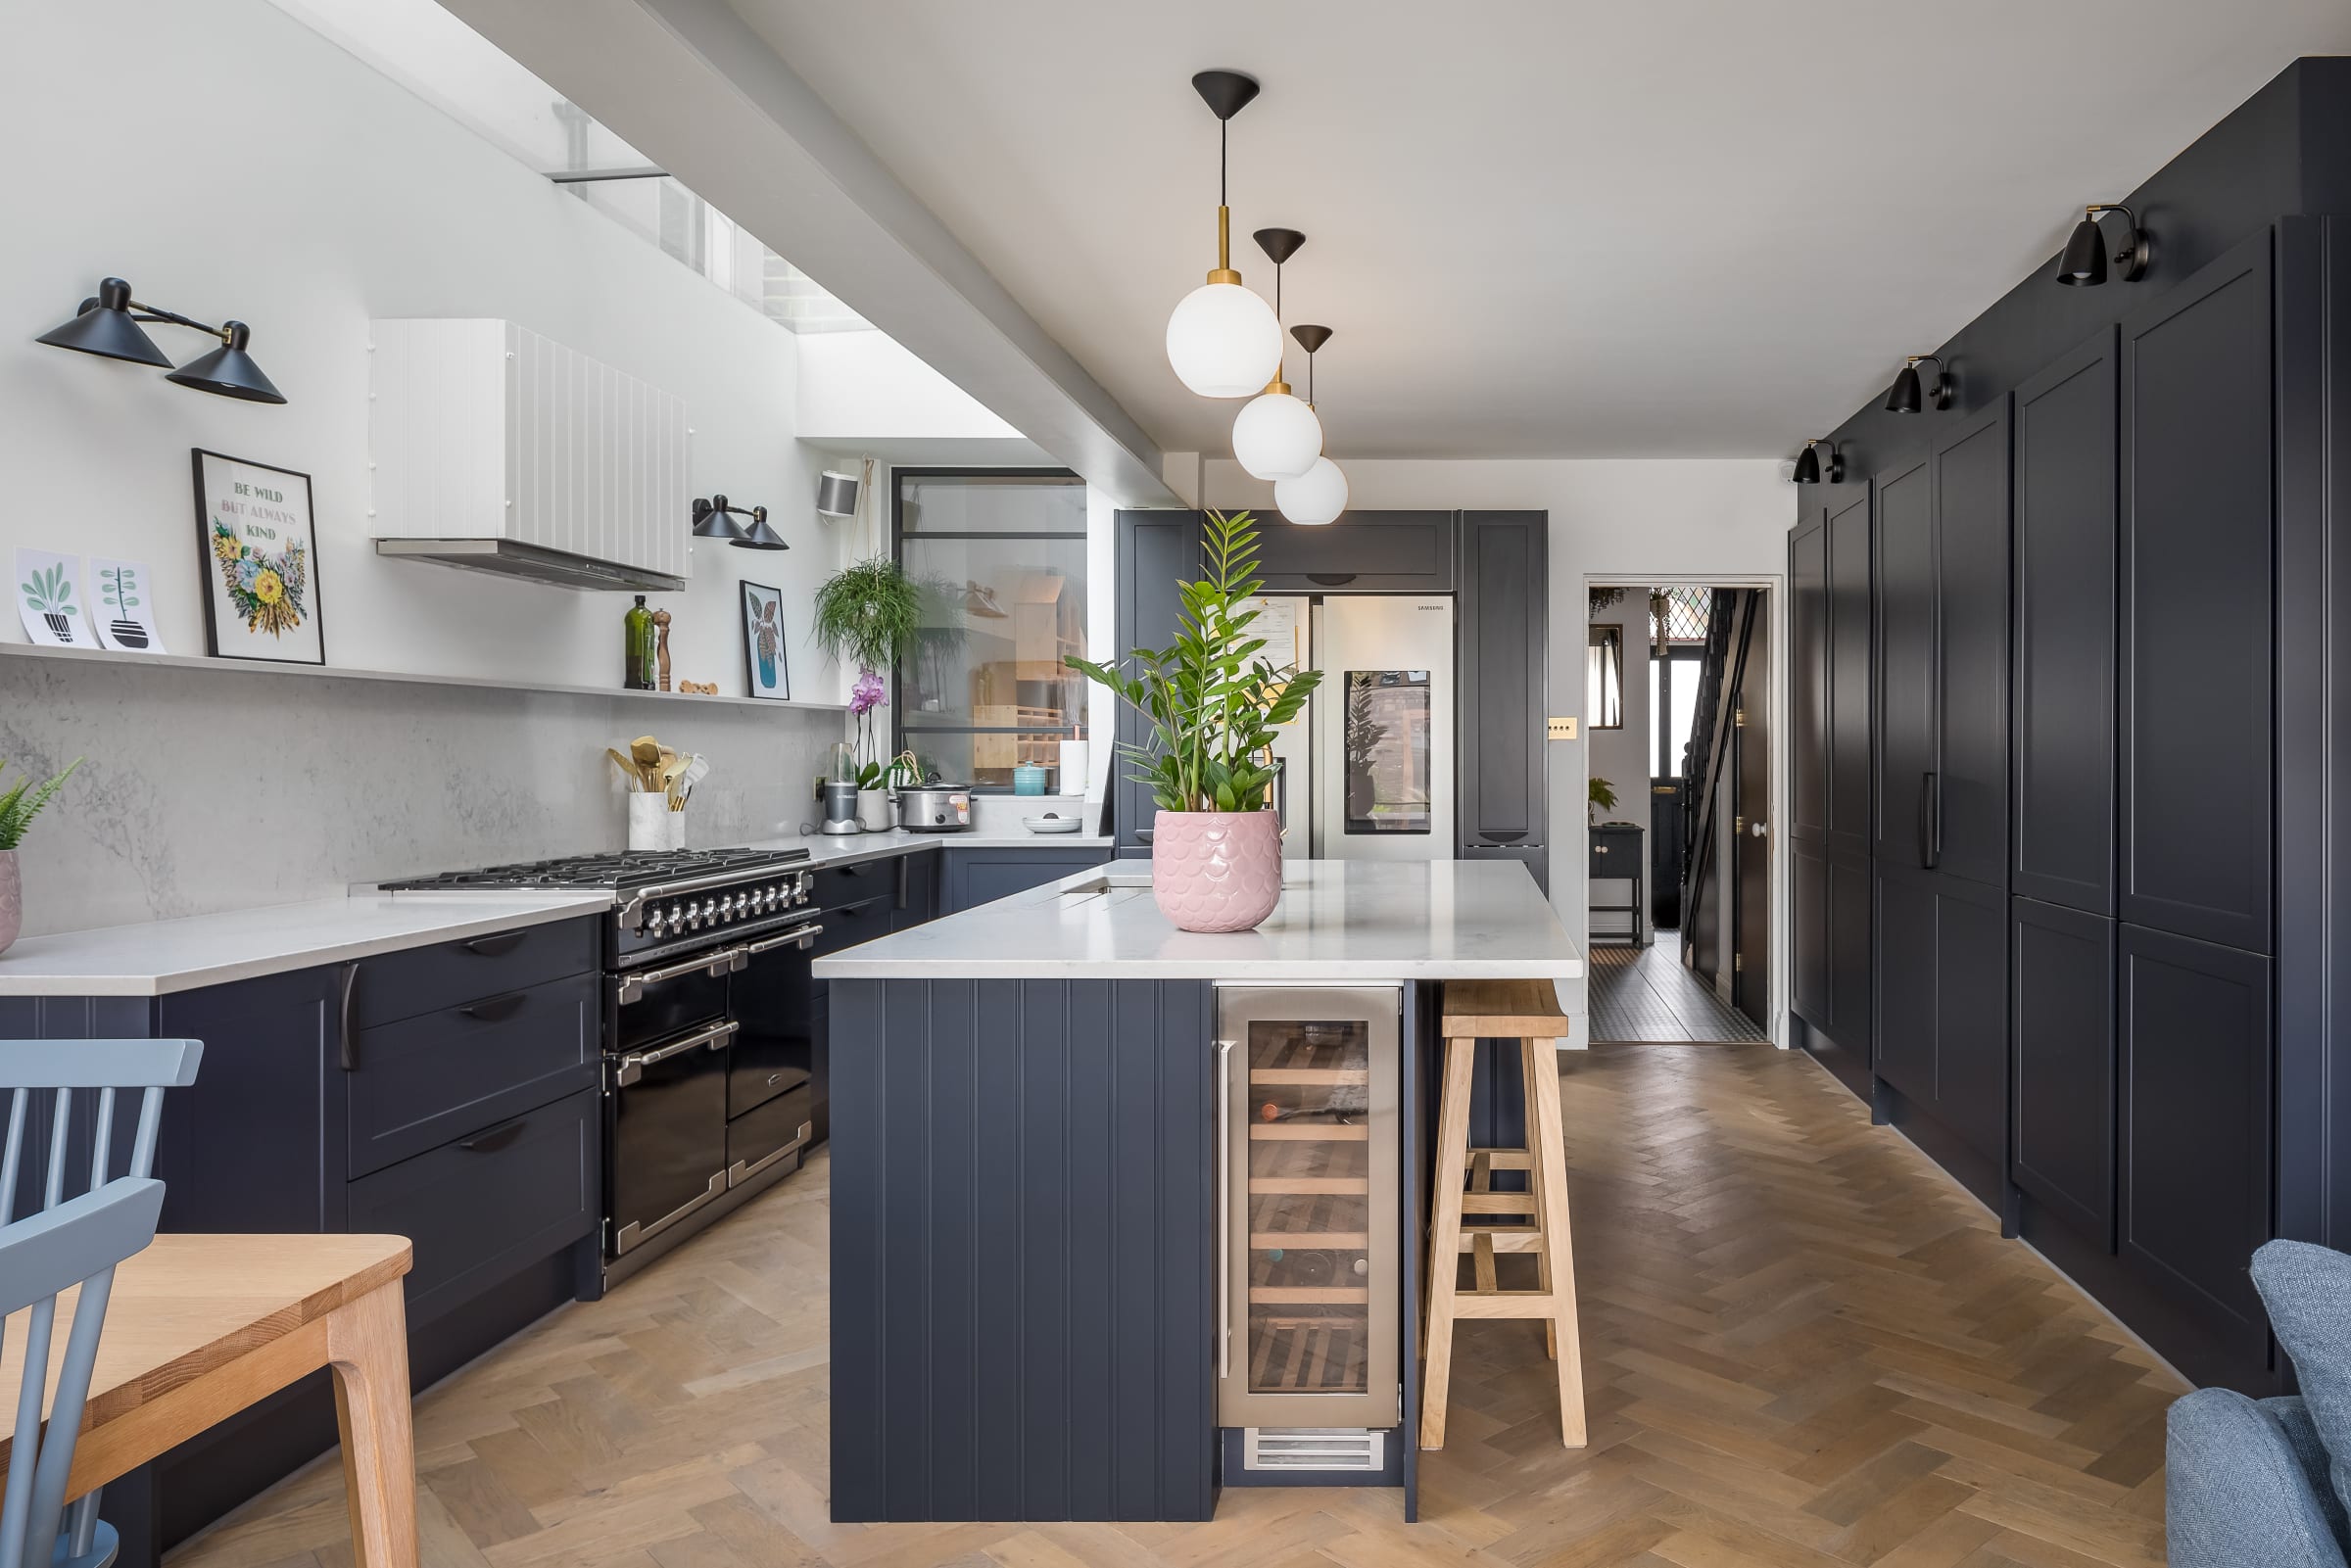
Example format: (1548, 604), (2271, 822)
(2119, 230), (2275, 955)
(1874, 866), (2008, 1189)
(2010, 898), (2114, 1243)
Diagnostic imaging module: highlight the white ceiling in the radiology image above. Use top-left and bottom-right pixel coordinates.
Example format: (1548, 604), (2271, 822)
(725, 0), (2351, 460)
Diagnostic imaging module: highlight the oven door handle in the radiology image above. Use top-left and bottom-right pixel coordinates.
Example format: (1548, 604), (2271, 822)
(615, 946), (747, 1005)
(744, 923), (824, 956)
(613, 1020), (738, 1085)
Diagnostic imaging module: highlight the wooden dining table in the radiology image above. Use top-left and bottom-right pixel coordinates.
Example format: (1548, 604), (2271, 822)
(0, 1232), (417, 1567)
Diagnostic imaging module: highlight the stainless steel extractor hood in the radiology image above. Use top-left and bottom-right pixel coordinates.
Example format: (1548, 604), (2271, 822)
(373, 538), (687, 594)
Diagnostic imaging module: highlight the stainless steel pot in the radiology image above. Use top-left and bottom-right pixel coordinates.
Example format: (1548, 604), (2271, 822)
(895, 784), (971, 832)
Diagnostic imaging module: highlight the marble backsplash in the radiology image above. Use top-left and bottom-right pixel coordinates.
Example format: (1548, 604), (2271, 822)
(0, 656), (842, 936)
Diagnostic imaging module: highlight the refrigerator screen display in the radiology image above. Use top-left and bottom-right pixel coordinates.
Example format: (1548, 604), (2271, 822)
(1341, 670), (1433, 834)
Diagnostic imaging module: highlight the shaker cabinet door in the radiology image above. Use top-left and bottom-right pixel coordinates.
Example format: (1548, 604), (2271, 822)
(2013, 330), (2119, 915)
(1789, 515), (1829, 846)
(1456, 510), (1548, 851)
(2119, 925), (2272, 1349)
(1875, 866), (2007, 1166)
(1931, 399), (2012, 892)
(2120, 230), (2274, 952)
(2011, 899), (2116, 1243)
(1826, 484), (1875, 861)
(1874, 457), (1936, 874)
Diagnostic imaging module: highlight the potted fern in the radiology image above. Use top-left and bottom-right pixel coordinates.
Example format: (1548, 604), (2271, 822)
(1069, 511), (1319, 932)
(0, 758), (81, 955)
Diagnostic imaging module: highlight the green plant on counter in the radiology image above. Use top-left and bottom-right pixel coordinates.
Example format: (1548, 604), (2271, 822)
(811, 557), (923, 676)
(1067, 510), (1320, 814)
(0, 758), (82, 850)
(1589, 775), (1618, 825)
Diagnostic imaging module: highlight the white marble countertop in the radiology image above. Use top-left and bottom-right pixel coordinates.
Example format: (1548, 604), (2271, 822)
(812, 859), (1583, 981)
(0, 892), (613, 998)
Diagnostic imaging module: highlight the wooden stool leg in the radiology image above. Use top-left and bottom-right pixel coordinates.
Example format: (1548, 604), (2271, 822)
(1523, 1034), (1586, 1448)
(325, 1279), (420, 1568)
(1520, 1038), (1559, 1363)
(1419, 1033), (1477, 1450)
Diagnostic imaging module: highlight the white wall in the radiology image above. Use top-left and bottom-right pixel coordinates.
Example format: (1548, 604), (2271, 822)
(796, 333), (1026, 446)
(1208, 458), (1792, 1036)
(0, 0), (879, 933)
(1, 0), (845, 700)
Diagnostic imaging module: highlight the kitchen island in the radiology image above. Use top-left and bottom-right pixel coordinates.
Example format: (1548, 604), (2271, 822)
(816, 858), (1582, 1525)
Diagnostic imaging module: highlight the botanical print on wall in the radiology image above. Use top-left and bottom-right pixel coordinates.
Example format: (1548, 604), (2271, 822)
(740, 580), (791, 699)
(192, 450), (324, 664)
(15, 548), (84, 647)
(90, 558), (168, 653)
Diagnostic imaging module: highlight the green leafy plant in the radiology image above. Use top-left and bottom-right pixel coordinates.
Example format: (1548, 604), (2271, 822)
(0, 758), (81, 850)
(1589, 775), (1618, 823)
(811, 557), (924, 676)
(1067, 510), (1321, 814)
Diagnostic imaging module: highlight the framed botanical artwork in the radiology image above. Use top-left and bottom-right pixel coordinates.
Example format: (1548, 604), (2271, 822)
(740, 580), (790, 699)
(191, 450), (324, 664)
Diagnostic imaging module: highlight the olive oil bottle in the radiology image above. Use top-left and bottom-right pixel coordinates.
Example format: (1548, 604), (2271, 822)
(623, 594), (656, 690)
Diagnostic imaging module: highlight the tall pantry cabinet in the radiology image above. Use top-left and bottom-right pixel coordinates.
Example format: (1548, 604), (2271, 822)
(1782, 55), (2351, 1395)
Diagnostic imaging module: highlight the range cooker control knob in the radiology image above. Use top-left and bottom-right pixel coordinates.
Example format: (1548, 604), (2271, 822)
(687, 900), (705, 929)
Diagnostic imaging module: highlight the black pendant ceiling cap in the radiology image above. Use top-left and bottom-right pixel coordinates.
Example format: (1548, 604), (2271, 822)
(1190, 70), (1261, 121)
(1290, 323), (1332, 356)
(1253, 227), (1306, 267)
(731, 505), (789, 550)
(164, 322), (285, 404)
(692, 495), (749, 541)
(36, 276), (172, 367)
(1792, 439), (1843, 485)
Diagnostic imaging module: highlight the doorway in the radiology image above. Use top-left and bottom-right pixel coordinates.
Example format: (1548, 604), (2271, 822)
(1585, 583), (1772, 1043)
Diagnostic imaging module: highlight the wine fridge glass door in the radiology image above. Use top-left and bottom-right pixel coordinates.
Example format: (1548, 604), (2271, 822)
(1218, 986), (1401, 1430)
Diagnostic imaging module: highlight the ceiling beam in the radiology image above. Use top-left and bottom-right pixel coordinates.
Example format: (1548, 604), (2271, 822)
(436, 0), (1178, 506)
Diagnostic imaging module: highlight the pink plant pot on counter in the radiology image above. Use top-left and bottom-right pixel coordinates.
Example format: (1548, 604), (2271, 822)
(1151, 810), (1283, 933)
(0, 849), (19, 957)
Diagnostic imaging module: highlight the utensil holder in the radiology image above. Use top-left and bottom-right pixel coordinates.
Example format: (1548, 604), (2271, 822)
(628, 793), (686, 851)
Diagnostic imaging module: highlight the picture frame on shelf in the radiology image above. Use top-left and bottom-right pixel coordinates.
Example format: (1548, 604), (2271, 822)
(192, 449), (324, 665)
(740, 579), (790, 699)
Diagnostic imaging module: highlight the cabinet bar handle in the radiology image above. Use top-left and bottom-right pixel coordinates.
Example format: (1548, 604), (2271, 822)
(463, 931), (526, 957)
(1308, 572), (1357, 586)
(458, 1117), (527, 1153)
(459, 990), (528, 1022)
(1217, 1036), (1237, 1383)
(337, 962), (359, 1071)
(1919, 771), (1940, 871)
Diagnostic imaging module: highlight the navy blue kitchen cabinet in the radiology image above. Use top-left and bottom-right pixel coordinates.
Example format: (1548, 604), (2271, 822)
(0, 916), (603, 1566)
(1251, 509), (1454, 594)
(1456, 510), (1548, 868)
(940, 843), (1111, 913)
(2010, 898), (2116, 1245)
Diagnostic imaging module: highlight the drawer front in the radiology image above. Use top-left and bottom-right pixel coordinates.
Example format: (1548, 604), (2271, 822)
(728, 1082), (815, 1187)
(1250, 510), (1455, 593)
(815, 857), (896, 915)
(347, 1087), (598, 1324)
(348, 972), (598, 1177)
(810, 894), (892, 959)
(352, 917), (598, 1030)
(942, 846), (1111, 914)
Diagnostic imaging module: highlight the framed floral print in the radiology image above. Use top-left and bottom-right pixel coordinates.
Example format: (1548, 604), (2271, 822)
(192, 450), (324, 664)
(740, 579), (790, 699)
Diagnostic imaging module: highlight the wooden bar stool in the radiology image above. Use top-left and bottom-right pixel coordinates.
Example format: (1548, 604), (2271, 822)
(1421, 979), (1585, 1449)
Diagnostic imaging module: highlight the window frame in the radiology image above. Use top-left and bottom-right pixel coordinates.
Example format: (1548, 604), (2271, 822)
(888, 465), (1088, 791)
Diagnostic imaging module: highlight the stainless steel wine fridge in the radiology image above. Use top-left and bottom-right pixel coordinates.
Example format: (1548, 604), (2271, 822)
(1216, 984), (1403, 1465)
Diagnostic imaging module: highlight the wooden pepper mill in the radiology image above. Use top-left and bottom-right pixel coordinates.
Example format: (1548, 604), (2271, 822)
(652, 609), (673, 692)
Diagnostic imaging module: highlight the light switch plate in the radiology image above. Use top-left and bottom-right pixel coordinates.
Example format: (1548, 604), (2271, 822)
(1547, 717), (1578, 741)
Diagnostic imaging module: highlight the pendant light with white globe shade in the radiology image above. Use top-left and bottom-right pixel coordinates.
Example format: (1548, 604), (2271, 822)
(1164, 71), (1284, 399)
(1274, 324), (1348, 526)
(1230, 228), (1324, 480)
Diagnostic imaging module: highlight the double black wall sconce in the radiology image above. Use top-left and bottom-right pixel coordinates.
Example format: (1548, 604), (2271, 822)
(2055, 203), (2151, 287)
(37, 277), (285, 404)
(1886, 354), (1954, 414)
(1792, 439), (1845, 485)
(692, 495), (786, 550)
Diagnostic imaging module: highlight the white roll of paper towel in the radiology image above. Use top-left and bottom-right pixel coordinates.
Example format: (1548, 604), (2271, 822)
(1059, 737), (1090, 791)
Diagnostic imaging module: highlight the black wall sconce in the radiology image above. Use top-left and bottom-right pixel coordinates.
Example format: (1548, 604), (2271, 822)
(1885, 355), (1953, 414)
(36, 277), (285, 404)
(2054, 204), (2150, 286)
(1793, 439), (1845, 485)
(692, 495), (786, 550)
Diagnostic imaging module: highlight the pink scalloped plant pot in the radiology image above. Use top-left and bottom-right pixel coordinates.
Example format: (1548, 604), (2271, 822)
(1151, 810), (1283, 933)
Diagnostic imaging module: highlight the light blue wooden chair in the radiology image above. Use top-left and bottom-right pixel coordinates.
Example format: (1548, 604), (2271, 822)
(0, 1039), (202, 1568)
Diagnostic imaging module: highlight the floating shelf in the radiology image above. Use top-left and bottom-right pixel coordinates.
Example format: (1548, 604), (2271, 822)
(0, 640), (848, 713)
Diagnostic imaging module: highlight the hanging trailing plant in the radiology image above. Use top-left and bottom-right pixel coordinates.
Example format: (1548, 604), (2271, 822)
(1588, 585), (1626, 616)
(811, 556), (923, 675)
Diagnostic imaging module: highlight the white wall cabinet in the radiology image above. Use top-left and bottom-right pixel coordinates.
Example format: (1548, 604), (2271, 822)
(370, 319), (689, 590)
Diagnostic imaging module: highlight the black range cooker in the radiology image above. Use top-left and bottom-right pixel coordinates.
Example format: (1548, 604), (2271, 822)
(382, 846), (822, 1281)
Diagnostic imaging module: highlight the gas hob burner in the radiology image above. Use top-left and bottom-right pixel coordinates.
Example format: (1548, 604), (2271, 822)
(381, 845), (810, 892)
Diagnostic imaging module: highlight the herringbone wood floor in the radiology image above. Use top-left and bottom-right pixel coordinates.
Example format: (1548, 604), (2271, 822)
(168, 1043), (2180, 1568)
